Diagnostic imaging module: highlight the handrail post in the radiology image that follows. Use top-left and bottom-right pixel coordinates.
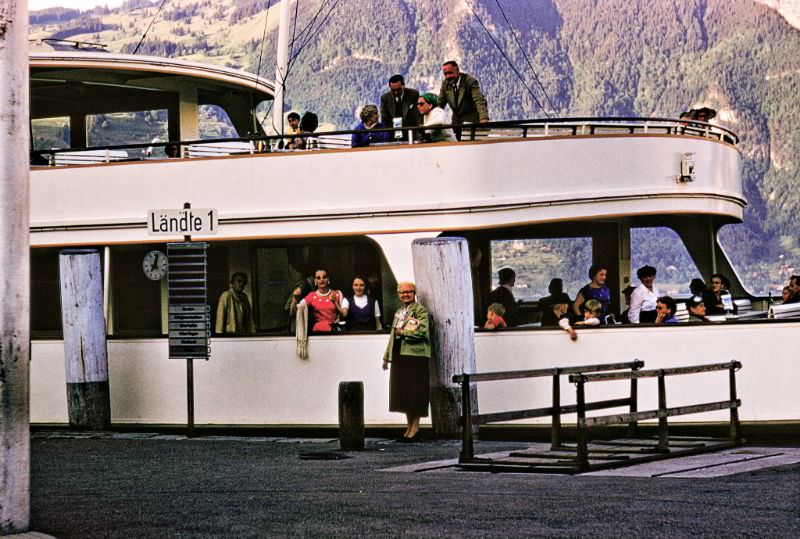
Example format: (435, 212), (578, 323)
(729, 361), (741, 443)
(627, 361), (640, 437)
(550, 369), (562, 450)
(575, 375), (589, 472)
(460, 374), (474, 462)
(657, 371), (669, 452)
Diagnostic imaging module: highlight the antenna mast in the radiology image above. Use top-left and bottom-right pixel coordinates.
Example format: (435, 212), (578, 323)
(272, 0), (292, 138)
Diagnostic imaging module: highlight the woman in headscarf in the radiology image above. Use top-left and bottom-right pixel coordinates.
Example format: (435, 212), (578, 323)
(382, 282), (430, 442)
(415, 92), (455, 143)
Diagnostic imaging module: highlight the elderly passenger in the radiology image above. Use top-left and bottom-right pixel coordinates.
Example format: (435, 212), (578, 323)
(351, 104), (390, 148)
(383, 282), (430, 443)
(415, 93), (455, 143)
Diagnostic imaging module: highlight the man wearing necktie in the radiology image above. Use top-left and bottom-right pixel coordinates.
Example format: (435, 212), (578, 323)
(438, 60), (489, 140)
(380, 74), (422, 138)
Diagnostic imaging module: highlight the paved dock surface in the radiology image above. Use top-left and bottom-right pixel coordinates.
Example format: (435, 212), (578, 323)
(29, 432), (799, 538)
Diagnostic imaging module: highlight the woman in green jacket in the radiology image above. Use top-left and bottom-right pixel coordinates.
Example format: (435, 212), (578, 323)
(383, 281), (431, 442)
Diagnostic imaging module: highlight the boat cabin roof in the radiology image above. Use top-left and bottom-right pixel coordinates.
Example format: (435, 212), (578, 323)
(30, 51), (274, 142)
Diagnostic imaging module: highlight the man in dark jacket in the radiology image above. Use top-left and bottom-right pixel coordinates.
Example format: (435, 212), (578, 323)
(380, 74), (421, 139)
(438, 60), (489, 140)
(487, 267), (517, 326)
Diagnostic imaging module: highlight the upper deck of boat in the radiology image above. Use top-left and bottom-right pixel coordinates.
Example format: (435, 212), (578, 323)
(27, 52), (743, 247)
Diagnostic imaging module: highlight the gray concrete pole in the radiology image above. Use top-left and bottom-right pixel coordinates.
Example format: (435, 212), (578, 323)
(59, 249), (111, 430)
(412, 237), (478, 438)
(0, 0), (31, 533)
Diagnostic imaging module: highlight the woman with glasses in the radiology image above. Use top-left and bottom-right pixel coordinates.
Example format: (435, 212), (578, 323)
(382, 282), (431, 442)
(702, 273), (737, 315)
(416, 93), (455, 143)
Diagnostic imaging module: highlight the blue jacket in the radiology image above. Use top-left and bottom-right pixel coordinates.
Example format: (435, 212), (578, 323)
(351, 121), (390, 148)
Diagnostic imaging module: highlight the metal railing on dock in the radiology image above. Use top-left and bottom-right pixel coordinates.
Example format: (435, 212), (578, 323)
(454, 360), (743, 473)
(452, 360), (644, 462)
(569, 360), (742, 471)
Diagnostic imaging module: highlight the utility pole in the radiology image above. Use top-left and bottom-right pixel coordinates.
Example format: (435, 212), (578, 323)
(0, 0), (31, 533)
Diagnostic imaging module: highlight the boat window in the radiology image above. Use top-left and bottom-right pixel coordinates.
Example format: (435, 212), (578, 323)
(490, 238), (592, 301)
(718, 223), (795, 297)
(199, 105), (238, 139)
(30, 248), (63, 337)
(86, 110), (168, 149)
(32, 117), (70, 151)
(110, 247), (163, 336)
(252, 239), (387, 332)
(631, 227), (700, 296)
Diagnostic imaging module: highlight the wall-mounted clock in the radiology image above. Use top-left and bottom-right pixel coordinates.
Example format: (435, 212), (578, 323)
(142, 250), (168, 281)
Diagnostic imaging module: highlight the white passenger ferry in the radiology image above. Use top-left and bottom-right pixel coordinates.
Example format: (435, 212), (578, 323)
(28, 48), (799, 432)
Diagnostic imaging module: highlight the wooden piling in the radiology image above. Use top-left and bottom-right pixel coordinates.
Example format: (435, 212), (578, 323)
(411, 237), (478, 439)
(0, 0), (31, 532)
(338, 381), (365, 450)
(59, 249), (111, 430)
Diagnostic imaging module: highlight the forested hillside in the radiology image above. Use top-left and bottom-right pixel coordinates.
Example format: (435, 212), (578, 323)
(29, 0), (800, 294)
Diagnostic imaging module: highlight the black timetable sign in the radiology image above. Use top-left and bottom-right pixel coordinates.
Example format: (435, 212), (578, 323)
(167, 242), (210, 359)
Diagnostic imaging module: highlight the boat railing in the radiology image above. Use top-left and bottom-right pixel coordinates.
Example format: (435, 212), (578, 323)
(30, 116), (738, 167)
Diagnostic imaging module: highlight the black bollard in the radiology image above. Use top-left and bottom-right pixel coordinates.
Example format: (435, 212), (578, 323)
(338, 381), (364, 450)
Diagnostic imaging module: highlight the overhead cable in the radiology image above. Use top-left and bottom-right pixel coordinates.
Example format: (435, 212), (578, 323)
(495, 0), (557, 114)
(132, 0), (169, 55)
(468, 3), (550, 117)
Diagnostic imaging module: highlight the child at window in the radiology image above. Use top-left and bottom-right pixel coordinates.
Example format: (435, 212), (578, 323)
(574, 299), (603, 327)
(483, 303), (507, 330)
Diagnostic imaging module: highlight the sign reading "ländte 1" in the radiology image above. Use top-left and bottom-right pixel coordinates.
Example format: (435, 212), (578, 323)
(147, 208), (218, 236)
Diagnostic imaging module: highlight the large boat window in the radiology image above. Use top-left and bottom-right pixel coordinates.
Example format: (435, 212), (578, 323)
(87, 110), (168, 148)
(491, 238), (592, 301)
(252, 239), (387, 332)
(199, 105), (238, 139)
(631, 227), (700, 296)
(718, 223), (796, 297)
(32, 117), (70, 151)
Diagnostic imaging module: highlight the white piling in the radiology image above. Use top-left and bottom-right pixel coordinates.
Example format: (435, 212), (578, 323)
(59, 249), (111, 430)
(412, 237), (478, 438)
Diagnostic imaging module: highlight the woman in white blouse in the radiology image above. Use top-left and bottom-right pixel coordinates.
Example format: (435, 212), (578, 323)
(628, 265), (659, 323)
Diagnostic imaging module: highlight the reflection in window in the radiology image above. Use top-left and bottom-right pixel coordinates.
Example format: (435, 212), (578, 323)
(32, 117), (70, 151)
(87, 110), (168, 149)
(491, 238), (592, 302)
(719, 223), (797, 296)
(199, 105), (238, 139)
(630, 227), (699, 296)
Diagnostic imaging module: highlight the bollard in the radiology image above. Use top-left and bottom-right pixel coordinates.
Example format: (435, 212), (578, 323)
(338, 381), (364, 450)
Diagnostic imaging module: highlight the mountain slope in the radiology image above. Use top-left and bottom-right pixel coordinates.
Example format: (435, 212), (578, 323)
(29, 0), (800, 293)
